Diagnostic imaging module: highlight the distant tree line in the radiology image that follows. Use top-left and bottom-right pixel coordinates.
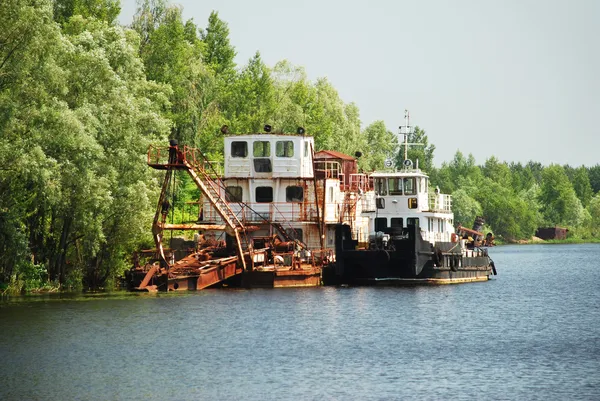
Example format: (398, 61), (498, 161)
(401, 132), (600, 241)
(1, 0), (598, 292)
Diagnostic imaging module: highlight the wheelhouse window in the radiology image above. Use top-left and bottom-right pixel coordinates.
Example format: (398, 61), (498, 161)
(255, 186), (273, 203)
(375, 178), (388, 196)
(403, 177), (416, 195)
(388, 178), (402, 195)
(286, 186), (304, 202)
(253, 141), (272, 172)
(231, 141), (248, 158)
(375, 217), (387, 232)
(304, 142), (310, 157)
(276, 141), (294, 157)
(253, 141), (270, 157)
(407, 217), (420, 227)
(391, 218), (403, 228)
(225, 186), (243, 202)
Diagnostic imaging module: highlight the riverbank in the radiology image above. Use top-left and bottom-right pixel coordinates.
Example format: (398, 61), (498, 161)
(501, 237), (600, 245)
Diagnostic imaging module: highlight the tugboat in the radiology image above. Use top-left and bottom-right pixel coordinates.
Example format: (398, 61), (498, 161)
(328, 111), (497, 285)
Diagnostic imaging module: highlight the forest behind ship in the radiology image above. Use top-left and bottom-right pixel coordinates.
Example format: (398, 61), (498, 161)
(2, 0), (599, 292)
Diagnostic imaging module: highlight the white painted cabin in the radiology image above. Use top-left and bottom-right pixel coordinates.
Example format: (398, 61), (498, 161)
(199, 134), (372, 250)
(366, 169), (455, 245)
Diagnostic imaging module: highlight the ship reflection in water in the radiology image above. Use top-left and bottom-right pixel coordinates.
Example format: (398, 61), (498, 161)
(1, 244), (599, 400)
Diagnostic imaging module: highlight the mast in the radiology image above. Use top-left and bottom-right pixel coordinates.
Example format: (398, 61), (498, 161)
(397, 109), (423, 169)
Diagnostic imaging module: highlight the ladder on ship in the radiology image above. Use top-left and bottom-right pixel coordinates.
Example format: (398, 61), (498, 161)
(147, 140), (250, 276)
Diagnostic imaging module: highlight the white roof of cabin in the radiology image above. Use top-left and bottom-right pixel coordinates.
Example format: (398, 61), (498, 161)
(370, 170), (429, 179)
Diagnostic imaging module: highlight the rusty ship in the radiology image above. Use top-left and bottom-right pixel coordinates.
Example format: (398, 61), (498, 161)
(126, 126), (373, 291)
(127, 113), (496, 291)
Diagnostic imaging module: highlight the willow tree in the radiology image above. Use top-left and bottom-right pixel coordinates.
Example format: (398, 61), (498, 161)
(1, 0), (171, 290)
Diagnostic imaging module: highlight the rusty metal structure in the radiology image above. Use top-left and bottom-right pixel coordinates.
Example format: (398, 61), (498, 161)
(127, 132), (371, 292)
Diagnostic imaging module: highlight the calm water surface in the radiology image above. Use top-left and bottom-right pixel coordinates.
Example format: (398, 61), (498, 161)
(1, 244), (599, 400)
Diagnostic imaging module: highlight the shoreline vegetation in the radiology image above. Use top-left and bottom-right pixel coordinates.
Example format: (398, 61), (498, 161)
(3, 239), (600, 297)
(3, 0), (600, 294)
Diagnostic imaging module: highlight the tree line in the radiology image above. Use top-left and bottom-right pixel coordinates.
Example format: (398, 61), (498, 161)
(402, 136), (600, 242)
(1, 0), (598, 292)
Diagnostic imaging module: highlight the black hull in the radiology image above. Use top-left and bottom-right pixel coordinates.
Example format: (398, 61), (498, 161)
(326, 224), (495, 286)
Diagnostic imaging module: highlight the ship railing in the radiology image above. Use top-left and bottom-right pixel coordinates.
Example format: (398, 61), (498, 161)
(202, 202), (319, 223)
(179, 146), (223, 177)
(314, 160), (342, 179)
(423, 231), (451, 244)
(147, 145), (223, 177)
(428, 193), (452, 212)
(346, 174), (371, 192)
(147, 145), (169, 165)
(201, 199), (373, 225)
(462, 247), (488, 258)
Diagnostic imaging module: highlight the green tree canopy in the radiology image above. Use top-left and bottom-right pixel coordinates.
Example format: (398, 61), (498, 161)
(200, 11), (236, 77)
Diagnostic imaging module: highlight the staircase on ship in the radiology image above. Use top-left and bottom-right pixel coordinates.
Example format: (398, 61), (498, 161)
(136, 140), (251, 291)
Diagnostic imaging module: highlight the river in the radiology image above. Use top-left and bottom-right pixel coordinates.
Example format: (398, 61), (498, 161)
(1, 244), (599, 400)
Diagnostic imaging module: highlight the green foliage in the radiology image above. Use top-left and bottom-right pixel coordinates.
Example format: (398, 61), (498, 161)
(570, 167), (593, 207)
(538, 165), (584, 227)
(587, 165), (600, 193)
(451, 189), (482, 229)
(431, 151), (482, 194)
(482, 156), (511, 188)
(54, 0), (121, 24)
(1, 0), (169, 292)
(200, 11), (236, 77)
(134, 3), (213, 146)
(3, 0), (600, 293)
(226, 51), (276, 133)
(361, 121), (397, 171)
(588, 194), (600, 237)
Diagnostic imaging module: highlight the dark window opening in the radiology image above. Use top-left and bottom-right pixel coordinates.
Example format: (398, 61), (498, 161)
(256, 186), (273, 203)
(225, 186), (243, 202)
(253, 159), (272, 173)
(276, 141), (294, 157)
(231, 141), (248, 158)
(253, 141), (270, 157)
(388, 178), (402, 195)
(375, 178), (387, 196)
(286, 186), (304, 202)
(285, 228), (303, 242)
(407, 217), (420, 227)
(391, 218), (403, 228)
(408, 198), (418, 209)
(376, 197), (385, 209)
(375, 217), (387, 232)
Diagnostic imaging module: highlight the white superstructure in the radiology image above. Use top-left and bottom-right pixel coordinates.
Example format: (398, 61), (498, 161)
(366, 169), (454, 245)
(199, 133), (372, 250)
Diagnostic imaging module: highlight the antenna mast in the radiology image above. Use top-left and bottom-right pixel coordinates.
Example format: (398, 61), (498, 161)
(400, 109), (411, 161)
(397, 109), (424, 169)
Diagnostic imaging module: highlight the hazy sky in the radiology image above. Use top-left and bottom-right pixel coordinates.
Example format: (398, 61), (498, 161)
(119, 0), (599, 167)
